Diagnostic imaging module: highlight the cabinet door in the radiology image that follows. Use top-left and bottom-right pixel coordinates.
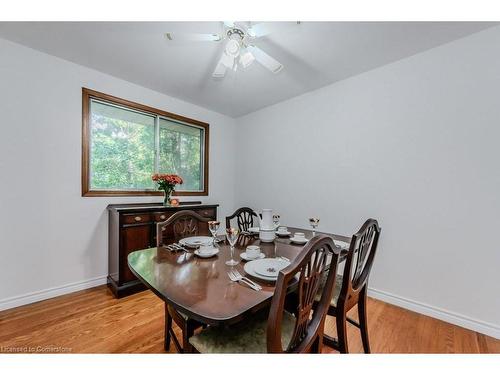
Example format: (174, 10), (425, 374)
(120, 224), (152, 284)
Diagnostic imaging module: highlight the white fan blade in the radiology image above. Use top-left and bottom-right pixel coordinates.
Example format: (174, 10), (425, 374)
(246, 45), (283, 74)
(164, 32), (222, 42)
(213, 52), (235, 78)
(220, 52), (235, 69)
(247, 22), (300, 38)
(213, 61), (226, 78)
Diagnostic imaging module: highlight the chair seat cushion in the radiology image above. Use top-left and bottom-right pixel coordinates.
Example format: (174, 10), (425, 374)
(189, 310), (296, 353)
(315, 273), (344, 307)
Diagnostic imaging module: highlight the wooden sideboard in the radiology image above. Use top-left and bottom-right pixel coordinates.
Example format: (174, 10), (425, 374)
(107, 202), (218, 298)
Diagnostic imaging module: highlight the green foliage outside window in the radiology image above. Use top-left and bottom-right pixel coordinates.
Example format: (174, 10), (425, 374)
(89, 100), (204, 191)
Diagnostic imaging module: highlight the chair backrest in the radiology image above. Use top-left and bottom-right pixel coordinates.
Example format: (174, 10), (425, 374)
(266, 235), (341, 353)
(156, 210), (211, 247)
(338, 219), (381, 310)
(225, 207), (259, 231)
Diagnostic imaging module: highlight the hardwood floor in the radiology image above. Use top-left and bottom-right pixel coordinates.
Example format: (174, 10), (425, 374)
(0, 286), (498, 353)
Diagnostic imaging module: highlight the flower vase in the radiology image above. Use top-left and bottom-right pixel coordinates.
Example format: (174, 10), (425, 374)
(163, 189), (173, 206)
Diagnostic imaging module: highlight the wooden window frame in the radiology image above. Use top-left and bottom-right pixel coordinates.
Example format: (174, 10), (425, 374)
(82, 88), (209, 197)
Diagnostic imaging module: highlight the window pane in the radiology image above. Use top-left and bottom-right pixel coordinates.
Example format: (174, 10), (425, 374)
(90, 100), (155, 190)
(159, 118), (203, 191)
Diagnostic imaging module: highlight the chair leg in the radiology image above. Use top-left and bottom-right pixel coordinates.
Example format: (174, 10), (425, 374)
(182, 320), (195, 353)
(336, 310), (349, 354)
(322, 304), (340, 351)
(164, 302), (172, 352)
(311, 334), (323, 353)
(322, 333), (340, 351)
(358, 288), (371, 354)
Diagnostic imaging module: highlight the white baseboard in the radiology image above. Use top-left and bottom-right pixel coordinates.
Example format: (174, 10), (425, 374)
(0, 275), (108, 312)
(368, 287), (500, 339)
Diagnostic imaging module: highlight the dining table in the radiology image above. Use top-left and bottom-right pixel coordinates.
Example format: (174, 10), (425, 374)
(127, 227), (351, 327)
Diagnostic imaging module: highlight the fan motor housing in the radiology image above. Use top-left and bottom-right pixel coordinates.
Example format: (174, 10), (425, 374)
(227, 28), (245, 40)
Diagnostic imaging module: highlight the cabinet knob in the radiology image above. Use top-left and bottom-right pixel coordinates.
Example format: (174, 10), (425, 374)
(160, 215), (166, 220)
(134, 216), (142, 222)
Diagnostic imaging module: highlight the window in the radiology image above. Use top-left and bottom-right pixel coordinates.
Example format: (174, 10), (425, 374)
(82, 88), (209, 196)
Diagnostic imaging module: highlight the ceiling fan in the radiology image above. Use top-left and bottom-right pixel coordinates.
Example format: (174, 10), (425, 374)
(165, 22), (299, 79)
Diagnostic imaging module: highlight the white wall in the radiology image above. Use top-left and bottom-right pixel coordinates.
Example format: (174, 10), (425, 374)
(0, 38), (237, 308)
(236, 26), (500, 337)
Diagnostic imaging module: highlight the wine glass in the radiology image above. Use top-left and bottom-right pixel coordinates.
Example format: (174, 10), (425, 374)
(273, 214), (281, 230)
(309, 217), (320, 236)
(225, 227), (240, 266)
(208, 221), (220, 246)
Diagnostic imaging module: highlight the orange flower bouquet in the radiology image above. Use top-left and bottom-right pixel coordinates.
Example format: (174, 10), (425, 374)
(152, 173), (183, 206)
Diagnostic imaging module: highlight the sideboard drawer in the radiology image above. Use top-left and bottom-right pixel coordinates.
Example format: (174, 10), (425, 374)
(154, 212), (171, 222)
(197, 208), (216, 218)
(122, 214), (151, 224)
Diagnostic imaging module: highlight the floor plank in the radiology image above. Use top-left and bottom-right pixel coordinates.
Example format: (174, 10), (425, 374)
(0, 286), (497, 353)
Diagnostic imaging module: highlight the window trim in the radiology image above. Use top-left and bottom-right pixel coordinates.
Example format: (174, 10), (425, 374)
(82, 88), (209, 197)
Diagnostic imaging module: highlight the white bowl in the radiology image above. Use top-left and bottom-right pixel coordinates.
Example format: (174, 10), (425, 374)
(290, 236), (308, 244)
(194, 248), (219, 258)
(240, 252), (265, 261)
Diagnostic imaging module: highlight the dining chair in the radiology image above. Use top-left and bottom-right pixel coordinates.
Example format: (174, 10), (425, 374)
(317, 218), (381, 354)
(225, 207), (259, 232)
(188, 235), (342, 353)
(156, 210), (211, 353)
(157, 209), (211, 248)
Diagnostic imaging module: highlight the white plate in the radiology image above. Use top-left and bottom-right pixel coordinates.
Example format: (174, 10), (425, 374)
(194, 248), (219, 258)
(276, 230), (291, 236)
(248, 227), (260, 233)
(244, 260), (279, 281)
(290, 236), (308, 244)
(252, 258), (290, 278)
(179, 236), (212, 248)
(334, 240), (350, 250)
(240, 252), (265, 261)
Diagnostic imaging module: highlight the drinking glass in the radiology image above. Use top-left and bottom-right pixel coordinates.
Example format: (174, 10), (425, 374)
(273, 214), (281, 229)
(208, 221), (220, 246)
(309, 217), (320, 236)
(225, 227), (240, 266)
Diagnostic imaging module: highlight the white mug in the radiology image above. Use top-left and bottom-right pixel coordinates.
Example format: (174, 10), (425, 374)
(278, 226), (288, 233)
(294, 232), (305, 239)
(245, 245), (261, 259)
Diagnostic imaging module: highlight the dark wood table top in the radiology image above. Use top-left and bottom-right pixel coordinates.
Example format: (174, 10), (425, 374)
(128, 227), (350, 326)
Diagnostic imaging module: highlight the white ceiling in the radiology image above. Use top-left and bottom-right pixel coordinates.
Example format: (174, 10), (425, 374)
(0, 22), (496, 117)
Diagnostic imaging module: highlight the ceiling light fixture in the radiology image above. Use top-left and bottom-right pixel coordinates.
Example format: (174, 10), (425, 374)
(239, 48), (255, 69)
(164, 22), (300, 79)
